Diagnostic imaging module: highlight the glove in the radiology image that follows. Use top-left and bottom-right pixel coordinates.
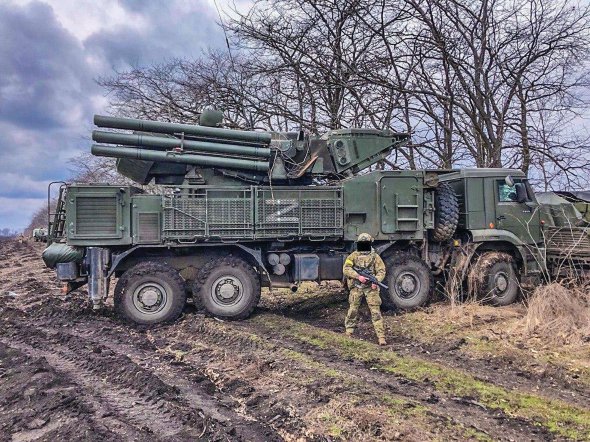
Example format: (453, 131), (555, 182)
(358, 275), (367, 284)
(371, 283), (378, 290)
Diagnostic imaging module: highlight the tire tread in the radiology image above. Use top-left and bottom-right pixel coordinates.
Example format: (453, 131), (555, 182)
(192, 256), (260, 320)
(114, 261), (186, 325)
(431, 183), (459, 242)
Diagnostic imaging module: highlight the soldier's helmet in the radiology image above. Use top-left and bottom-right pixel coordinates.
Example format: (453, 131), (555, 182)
(357, 233), (373, 242)
(356, 233), (373, 253)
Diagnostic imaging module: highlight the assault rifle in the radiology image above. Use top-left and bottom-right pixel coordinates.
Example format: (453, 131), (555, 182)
(352, 266), (388, 290)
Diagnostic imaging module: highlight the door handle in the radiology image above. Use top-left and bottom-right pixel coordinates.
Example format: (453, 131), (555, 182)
(497, 215), (506, 221)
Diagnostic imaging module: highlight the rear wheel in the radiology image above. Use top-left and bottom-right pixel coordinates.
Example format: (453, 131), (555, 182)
(382, 252), (433, 310)
(114, 262), (186, 325)
(193, 256), (260, 320)
(469, 252), (519, 306)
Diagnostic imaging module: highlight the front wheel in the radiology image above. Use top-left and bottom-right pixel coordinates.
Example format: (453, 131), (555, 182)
(468, 252), (519, 306)
(114, 262), (186, 325)
(192, 256), (261, 320)
(382, 252), (433, 310)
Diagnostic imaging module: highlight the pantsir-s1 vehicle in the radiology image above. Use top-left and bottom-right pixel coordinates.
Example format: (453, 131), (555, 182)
(42, 111), (590, 324)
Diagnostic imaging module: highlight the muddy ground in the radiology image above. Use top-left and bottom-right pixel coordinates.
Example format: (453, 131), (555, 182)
(0, 237), (589, 441)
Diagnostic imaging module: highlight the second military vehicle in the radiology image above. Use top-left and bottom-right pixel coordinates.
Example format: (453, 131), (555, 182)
(42, 110), (589, 324)
(32, 228), (47, 243)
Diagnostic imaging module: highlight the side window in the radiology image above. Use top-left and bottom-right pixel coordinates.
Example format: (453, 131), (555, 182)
(497, 179), (531, 203)
(497, 181), (518, 202)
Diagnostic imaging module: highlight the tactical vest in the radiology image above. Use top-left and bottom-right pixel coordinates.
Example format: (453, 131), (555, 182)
(351, 252), (376, 288)
(354, 251), (376, 271)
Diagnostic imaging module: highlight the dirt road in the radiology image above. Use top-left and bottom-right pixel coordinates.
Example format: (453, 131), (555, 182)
(1, 237), (589, 441)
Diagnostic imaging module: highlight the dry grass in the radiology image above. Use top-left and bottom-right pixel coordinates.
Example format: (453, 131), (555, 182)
(523, 282), (590, 345)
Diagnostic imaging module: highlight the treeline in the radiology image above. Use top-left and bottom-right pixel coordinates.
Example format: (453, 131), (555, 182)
(95, 0), (590, 190)
(0, 228), (20, 237)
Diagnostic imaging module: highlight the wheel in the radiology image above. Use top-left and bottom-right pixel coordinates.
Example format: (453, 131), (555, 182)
(468, 252), (519, 306)
(192, 256), (260, 320)
(114, 262), (186, 325)
(382, 252), (433, 310)
(430, 183), (459, 242)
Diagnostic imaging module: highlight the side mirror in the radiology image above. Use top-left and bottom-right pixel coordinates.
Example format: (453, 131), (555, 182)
(505, 175), (515, 187)
(515, 183), (528, 203)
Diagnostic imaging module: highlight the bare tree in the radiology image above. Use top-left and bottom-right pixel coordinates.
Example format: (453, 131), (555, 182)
(92, 0), (590, 188)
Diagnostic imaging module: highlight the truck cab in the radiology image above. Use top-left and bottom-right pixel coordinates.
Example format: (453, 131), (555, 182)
(439, 169), (547, 301)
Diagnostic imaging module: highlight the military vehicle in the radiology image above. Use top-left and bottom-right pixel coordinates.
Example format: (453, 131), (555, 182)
(32, 228), (47, 242)
(42, 110), (590, 324)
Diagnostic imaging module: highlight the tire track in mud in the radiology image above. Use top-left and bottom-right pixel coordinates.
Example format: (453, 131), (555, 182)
(0, 330), (202, 439)
(60, 321), (309, 440)
(186, 315), (555, 441)
(0, 342), (141, 442)
(242, 312), (590, 440)
(54, 324), (273, 428)
(1, 288), (565, 440)
(0, 293), (286, 441)
(0, 315), (282, 441)
(272, 294), (590, 410)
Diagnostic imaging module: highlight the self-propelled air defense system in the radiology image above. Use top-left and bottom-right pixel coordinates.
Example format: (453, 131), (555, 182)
(42, 110), (590, 324)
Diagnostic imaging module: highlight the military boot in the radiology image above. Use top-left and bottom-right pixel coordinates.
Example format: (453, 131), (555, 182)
(345, 329), (354, 337)
(378, 337), (387, 346)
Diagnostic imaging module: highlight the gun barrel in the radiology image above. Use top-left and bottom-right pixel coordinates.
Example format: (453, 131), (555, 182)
(92, 131), (271, 158)
(91, 144), (270, 172)
(94, 115), (272, 145)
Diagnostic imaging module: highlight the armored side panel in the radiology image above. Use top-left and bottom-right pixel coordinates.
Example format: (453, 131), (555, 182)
(65, 185), (137, 246)
(342, 170), (427, 241)
(161, 186), (343, 242)
(131, 195), (163, 244)
(254, 187), (343, 239)
(545, 226), (590, 258)
(163, 187), (255, 240)
(445, 176), (487, 230)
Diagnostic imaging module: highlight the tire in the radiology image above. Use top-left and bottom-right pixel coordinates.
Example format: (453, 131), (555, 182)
(468, 252), (519, 306)
(382, 252), (433, 310)
(192, 256), (260, 320)
(114, 262), (186, 325)
(430, 182), (459, 242)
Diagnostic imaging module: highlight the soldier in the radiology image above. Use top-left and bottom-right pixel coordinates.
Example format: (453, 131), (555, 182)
(343, 233), (387, 345)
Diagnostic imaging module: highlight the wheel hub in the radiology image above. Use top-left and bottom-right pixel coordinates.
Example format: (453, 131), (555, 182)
(212, 276), (243, 306)
(494, 272), (508, 293)
(396, 272), (420, 299)
(400, 276), (416, 293)
(133, 282), (167, 314)
(141, 289), (159, 307)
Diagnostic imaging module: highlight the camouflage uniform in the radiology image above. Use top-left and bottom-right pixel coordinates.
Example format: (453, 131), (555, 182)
(343, 234), (387, 342)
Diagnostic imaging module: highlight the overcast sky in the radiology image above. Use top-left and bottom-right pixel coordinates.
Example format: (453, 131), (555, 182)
(0, 0), (237, 231)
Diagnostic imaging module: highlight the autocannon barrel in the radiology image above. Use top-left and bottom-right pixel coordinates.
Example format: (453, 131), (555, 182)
(94, 115), (272, 145)
(92, 131), (272, 158)
(91, 144), (270, 172)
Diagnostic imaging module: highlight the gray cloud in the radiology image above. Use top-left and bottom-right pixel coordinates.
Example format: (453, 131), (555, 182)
(0, 1), (96, 129)
(85, 1), (224, 70)
(0, 0), (225, 230)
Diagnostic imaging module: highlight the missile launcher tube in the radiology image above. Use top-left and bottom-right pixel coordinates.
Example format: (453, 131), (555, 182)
(91, 145), (270, 172)
(94, 115), (272, 145)
(92, 130), (271, 158)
